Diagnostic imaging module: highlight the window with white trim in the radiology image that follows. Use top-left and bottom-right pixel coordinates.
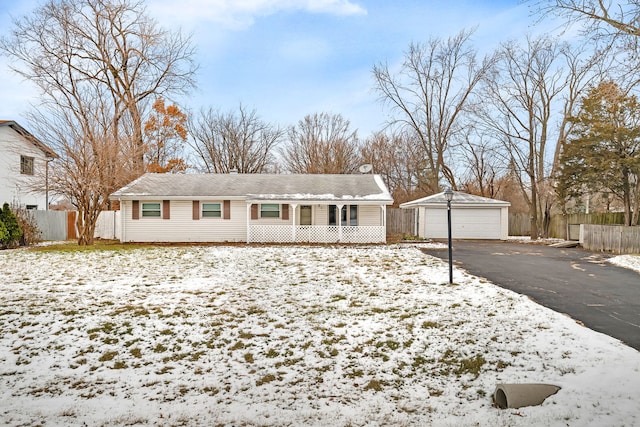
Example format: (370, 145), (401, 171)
(20, 155), (34, 175)
(141, 202), (161, 217)
(260, 203), (280, 218)
(202, 203), (222, 218)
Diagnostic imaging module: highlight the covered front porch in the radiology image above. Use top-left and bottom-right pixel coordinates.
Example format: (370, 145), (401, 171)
(246, 202), (388, 244)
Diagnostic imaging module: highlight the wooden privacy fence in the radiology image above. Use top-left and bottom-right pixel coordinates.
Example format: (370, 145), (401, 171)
(508, 212), (631, 239)
(386, 208), (415, 236)
(581, 224), (640, 254)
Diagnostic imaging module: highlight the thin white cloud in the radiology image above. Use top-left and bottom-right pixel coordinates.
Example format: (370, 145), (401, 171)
(150, 0), (366, 31)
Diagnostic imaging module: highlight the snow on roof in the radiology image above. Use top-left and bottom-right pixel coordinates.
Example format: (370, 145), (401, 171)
(399, 191), (510, 208)
(111, 173), (394, 203)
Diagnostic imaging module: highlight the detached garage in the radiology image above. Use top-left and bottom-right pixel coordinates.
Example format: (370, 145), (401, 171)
(400, 191), (510, 240)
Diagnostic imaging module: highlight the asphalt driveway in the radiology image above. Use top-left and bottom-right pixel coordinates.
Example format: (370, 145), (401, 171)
(421, 241), (640, 351)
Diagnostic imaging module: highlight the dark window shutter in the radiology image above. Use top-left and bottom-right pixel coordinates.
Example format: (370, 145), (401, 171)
(251, 204), (258, 220)
(192, 201), (199, 220)
(132, 200), (139, 220)
(163, 200), (170, 220)
(282, 204), (289, 220)
(224, 200), (231, 220)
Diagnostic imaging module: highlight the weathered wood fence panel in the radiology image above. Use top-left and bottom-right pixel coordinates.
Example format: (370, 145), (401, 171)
(508, 212), (530, 236)
(387, 208), (415, 236)
(509, 212), (631, 239)
(582, 225), (640, 254)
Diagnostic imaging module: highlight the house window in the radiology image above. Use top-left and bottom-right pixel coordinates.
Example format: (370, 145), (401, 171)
(202, 203), (222, 218)
(260, 204), (280, 218)
(329, 205), (358, 226)
(141, 202), (161, 217)
(26, 205), (38, 210)
(20, 156), (34, 175)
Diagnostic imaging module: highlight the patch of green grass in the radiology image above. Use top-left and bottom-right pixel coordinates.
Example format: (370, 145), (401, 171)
(229, 341), (245, 351)
(156, 365), (174, 375)
(422, 321), (441, 329)
(98, 351), (118, 362)
(112, 361), (127, 369)
(153, 344), (168, 353)
(30, 241), (155, 253)
(363, 379), (384, 391)
(329, 294), (347, 303)
(265, 348), (279, 358)
(455, 355), (486, 378)
(256, 373), (278, 386)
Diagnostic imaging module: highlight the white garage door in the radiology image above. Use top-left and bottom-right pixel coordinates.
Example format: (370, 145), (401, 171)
(423, 207), (502, 239)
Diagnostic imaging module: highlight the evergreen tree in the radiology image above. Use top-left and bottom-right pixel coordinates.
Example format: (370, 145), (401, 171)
(556, 81), (640, 225)
(0, 219), (7, 245)
(0, 203), (22, 247)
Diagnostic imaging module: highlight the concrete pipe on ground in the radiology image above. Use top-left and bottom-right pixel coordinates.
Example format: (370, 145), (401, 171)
(493, 383), (561, 409)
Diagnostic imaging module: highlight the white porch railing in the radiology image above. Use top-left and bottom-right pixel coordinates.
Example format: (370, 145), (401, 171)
(248, 225), (386, 243)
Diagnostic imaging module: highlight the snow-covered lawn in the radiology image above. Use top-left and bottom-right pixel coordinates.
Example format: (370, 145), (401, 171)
(1, 244), (639, 426)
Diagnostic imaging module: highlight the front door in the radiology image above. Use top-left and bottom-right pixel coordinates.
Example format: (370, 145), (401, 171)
(300, 205), (312, 225)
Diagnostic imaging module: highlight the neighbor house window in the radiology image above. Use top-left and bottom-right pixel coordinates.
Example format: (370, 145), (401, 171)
(141, 202), (161, 217)
(20, 156), (34, 175)
(260, 203), (280, 218)
(202, 203), (222, 218)
(329, 205), (358, 226)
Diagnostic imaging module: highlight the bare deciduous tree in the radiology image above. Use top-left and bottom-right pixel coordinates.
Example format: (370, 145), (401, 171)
(479, 36), (579, 239)
(1, 0), (197, 174)
(457, 129), (505, 198)
(360, 131), (425, 205)
(29, 95), (137, 245)
(188, 105), (283, 173)
(281, 112), (361, 174)
(372, 28), (497, 193)
(0, 0), (196, 245)
(536, 0), (640, 38)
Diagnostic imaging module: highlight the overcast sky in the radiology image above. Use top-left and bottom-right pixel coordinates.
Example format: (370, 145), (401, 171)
(0, 0), (555, 137)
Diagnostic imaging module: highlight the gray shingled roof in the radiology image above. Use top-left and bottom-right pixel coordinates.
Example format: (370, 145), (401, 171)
(399, 191), (510, 207)
(111, 173), (393, 203)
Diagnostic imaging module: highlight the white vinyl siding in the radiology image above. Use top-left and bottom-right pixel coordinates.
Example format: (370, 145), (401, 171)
(0, 126), (51, 209)
(357, 206), (381, 226)
(122, 200), (248, 242)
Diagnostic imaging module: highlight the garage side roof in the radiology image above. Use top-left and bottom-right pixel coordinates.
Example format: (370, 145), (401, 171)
(399, 191), (510, 208)
(111, 173), (394, 204)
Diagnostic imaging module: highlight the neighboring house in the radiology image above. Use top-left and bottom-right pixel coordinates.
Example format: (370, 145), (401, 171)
(110, 173), (394, 243)
(0, 120), (58, 209)
(400, 191), (510, 240)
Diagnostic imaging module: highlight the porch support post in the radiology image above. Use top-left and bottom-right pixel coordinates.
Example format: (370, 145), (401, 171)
(246, 203), (251, 243)
(337, 204), (344, 242)
(291, 203), (298, 243)
(381, 204), (387, 243)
